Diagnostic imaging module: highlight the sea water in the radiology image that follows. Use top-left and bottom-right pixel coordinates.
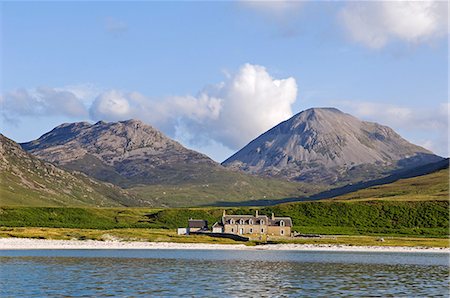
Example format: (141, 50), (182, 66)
(1, 249), (448, 297)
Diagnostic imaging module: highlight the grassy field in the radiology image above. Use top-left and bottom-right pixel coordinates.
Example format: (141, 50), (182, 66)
(0, 227), (448, 248)
(0, 200), (448, 238)
(329, 168), (449, 202)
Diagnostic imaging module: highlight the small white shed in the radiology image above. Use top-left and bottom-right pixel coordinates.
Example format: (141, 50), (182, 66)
(177, 228), (188, 235)
(212, 222), (224, 233)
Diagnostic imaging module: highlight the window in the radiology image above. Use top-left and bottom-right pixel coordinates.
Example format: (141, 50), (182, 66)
(230, 219), (234, 224)
(249, 219), (253, 225)
(261, 228), (264, 233)
(249, 228), (253, 233)
(261, 220), (264, 225)
(280, 230), (284, 235)
(280, 220), (285, 227)
(240, 219), (244, 225)
(231, 228), (234, 233)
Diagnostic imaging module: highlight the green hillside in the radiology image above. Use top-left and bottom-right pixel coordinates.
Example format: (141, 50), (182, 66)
(1, 200), (448, 238)
(0, 134), (139, 207)
(128, 170), (323, 207)
(329, 168), (449, 202)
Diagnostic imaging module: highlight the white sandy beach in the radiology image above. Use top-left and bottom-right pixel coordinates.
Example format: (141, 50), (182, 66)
(0, 238), (449, 253)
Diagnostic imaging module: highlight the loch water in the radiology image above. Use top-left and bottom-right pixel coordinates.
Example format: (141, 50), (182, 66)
(1, 249), (449, 297)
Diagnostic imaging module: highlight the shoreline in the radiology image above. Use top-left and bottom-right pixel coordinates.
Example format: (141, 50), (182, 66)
(0, 238), (449, 253)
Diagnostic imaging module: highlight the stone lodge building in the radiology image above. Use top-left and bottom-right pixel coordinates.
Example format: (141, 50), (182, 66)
(214, 210), (292, 236)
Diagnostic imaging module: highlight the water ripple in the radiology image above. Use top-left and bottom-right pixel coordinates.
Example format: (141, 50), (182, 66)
(0, 250), (448, 297)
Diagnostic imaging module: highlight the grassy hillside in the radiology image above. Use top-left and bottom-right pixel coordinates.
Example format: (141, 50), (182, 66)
(129, 170), (323, 207)
(1, 200), (448, 237)
(63, 156), (325, 207)
(329, 168), (449, 202)
(0, 134), (139, 207)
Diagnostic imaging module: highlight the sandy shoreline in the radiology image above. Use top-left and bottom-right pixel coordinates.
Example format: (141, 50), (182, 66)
(0, 238), (449, 253)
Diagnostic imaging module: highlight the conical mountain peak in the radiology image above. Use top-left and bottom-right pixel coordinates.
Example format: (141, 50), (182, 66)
(223, 108), (442, 184)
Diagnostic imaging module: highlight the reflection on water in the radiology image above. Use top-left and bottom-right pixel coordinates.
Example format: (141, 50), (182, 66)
(1, 250), (449, 297)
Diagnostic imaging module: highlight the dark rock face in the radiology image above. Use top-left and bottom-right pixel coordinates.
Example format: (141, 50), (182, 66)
(21, 119), (219, 187)
(222, 108), (443, 184)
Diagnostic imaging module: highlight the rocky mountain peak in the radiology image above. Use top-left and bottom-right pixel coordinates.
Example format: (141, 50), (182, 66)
(223, 107), (442, 184)
(21, 119), (218, 186)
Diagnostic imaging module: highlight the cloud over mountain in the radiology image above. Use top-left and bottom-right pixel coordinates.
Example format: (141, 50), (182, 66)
(338, 1), (447, 49)
(1, 87), (88, 122)
(87, 63), (298, 150)
(1, 64), (297, 152)
(174, 63), (297, 149)
(89, 90), (132, 121)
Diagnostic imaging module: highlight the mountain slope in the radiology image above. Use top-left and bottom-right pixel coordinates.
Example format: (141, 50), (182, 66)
(0, 134), (139, 207)
(328, 163), (449, 202)
(20, 120), (323, 207)
(223, 108), (443, 185)
(21, 119), (219, 187)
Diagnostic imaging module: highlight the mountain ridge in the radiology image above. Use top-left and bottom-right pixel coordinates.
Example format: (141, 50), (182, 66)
(16, 107), (445, 207)
(21, 119), (218, 187)
(19, 120), (322, 206)
(222, 107), (443, 184)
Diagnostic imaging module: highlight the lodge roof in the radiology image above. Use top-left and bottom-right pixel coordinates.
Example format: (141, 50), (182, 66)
(188, 219), (208, 228)
(222, 215), (292, 227)
(212, 222), (223, 228)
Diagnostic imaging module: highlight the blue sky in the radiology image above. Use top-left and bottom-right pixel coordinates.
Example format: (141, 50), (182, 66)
(1, 1), (448, 161)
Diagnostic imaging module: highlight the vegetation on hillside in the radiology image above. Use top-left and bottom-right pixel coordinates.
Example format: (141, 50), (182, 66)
(328, 168), (449, 202)
(0, 134), (138, 207)
(129, 171), (323, 207)
(1, 200), (448, 238)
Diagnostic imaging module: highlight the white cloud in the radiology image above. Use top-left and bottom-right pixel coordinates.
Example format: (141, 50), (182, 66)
(87, 63), (298, 150)
(170, 94), (222, 122)
(1, 87), (88, 121)
(55, 83), (103, 106)
(198, 63), (297, 148)
(338, 1), (447, 49)
(89, 90), (132, 121)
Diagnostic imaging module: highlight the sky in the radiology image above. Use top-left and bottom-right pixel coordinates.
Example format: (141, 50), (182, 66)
(1, 1), (448, 161)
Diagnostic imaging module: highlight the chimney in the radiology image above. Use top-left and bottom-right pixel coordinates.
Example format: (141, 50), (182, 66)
(271, 213), (275, 220)
(223, 210), (226, 217)
(255, 210), (259, 217)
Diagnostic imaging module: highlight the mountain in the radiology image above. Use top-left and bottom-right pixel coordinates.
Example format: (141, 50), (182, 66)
(0, 134), (139, 207)
(20, 120), (322, 207)
(21, 119), (218, 187)
(222, 108), (443, 185)
(208, 158), (449, 207)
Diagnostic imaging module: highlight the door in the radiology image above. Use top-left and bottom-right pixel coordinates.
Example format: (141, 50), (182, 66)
(239, 228), (244, 235)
